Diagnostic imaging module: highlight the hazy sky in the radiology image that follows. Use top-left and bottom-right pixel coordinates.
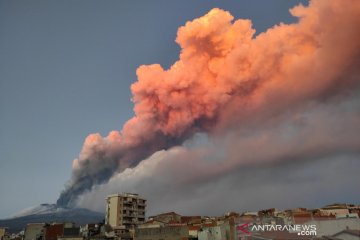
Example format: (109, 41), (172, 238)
(0, 0), (330, 218)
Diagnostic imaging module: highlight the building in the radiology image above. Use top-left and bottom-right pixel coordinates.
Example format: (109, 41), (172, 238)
(245, 231), (314, 240)
(304, 218), (360, 236)
(135, 226), (189, 240)
(44, 223), (64, 240)
(80, 224), (100, 238)
(63, 226), (80, 237)
(332, 229), (360, 240)
(148, 212), (181, 224)
(181, 216), (201, 225)
(105, 193), (146, 235)
(0, 227), (7, 240)
(24, 223), (46, 240)
(292, 212), (312, 224)
(57, 237), (83, 240)
(137, 220), (165, 229)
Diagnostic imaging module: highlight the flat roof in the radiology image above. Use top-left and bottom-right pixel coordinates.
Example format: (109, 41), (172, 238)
(106, 193), (146, 200)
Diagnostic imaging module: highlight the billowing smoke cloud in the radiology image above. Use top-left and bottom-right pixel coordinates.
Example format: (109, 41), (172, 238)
(75, 92), (360, 215)
(58, 0), (360, 207)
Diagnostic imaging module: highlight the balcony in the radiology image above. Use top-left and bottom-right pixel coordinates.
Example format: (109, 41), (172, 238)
(122, 218), (138, 224)
(123, 213), (138, 217)
(123, 206), (137, 211)
(137, 201), (146, 206)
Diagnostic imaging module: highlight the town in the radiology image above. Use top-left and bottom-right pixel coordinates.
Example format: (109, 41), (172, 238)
(0, 193), (359, 240)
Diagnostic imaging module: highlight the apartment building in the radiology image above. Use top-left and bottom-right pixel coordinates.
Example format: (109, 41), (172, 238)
(105, 193), (146, 229)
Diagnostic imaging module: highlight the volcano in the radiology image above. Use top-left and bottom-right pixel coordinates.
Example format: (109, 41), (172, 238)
(0, 204), (104, 233)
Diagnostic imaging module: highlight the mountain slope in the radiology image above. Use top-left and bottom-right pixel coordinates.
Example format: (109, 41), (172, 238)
(0, 204), (104, 233)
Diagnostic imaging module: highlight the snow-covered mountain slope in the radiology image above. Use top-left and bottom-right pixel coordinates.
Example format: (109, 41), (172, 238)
(11, 204), (68, 218)
(0, 204), (104, 233)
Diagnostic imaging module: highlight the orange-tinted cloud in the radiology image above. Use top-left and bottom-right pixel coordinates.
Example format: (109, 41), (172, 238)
(58, 0), (360, 207)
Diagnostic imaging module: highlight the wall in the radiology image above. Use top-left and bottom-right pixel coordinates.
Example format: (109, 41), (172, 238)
(106, 196), (120, 227)
(0, 228), (6, 240)
(135, 226), (189, 240)
(198, 226), (226, 240)
(24, 224), (45, 240)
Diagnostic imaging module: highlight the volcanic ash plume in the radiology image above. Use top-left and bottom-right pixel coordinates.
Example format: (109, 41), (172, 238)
(57, 0), (360, 207)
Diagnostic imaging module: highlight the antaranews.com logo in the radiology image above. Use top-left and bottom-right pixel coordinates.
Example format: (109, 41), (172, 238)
(237, 223), (317, 236)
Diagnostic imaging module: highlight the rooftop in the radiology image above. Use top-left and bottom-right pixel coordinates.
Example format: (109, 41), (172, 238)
(106, 193), (144, 199)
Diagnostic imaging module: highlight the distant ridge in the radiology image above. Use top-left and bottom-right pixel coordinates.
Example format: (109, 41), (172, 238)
(0, 204), (104, 233)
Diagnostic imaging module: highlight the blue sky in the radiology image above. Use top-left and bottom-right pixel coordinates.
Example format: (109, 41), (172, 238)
(0, 0), (308, 218)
